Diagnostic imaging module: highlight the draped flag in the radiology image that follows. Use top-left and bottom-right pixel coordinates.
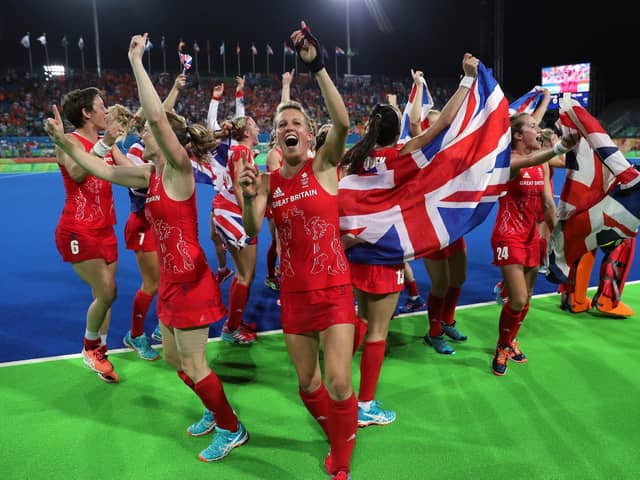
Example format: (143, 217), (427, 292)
(339, 63), (511, 263)
(193, 139), (231, 192)
(547, 95), (640, 283)
(398, 77), (434, 145)
(508, 86), (544, 115)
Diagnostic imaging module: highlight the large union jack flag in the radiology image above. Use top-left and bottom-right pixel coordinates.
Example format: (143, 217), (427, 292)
(192, 138), (230, 190)
(508, 86), (545, 115)
(547, 96), (640, 283)
(339, 63), (511, 264)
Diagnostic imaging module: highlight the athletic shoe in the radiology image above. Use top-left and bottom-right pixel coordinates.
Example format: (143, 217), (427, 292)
(443, 321), (468, 342)
(331, 472), (351, 480)
(424, 334), (455, 355)
(538, 265), (548, 275)
(82, 344), (114, 375)
(221, 322), (256, 345)
(509, 339), (527, 363)
(187, 409), (216, 437)
(264, 276), (280, 291)
(357, 400), (397, 427)
(123, 331), (159, 361)
(492, 345), (511, 376)
(198, 423), (249, 462)
(493, 281), (508, 305)
(398, 295), (426, 314)
(97, 370), (120, 383)
(216, 267), (234, 285)
(151, 324), (162, 342)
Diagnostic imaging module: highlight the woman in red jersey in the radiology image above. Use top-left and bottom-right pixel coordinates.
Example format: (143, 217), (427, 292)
(54, 86), (128, 382)
(45, 33), (248, 463)
(338, 55), (478, 426)
(490, 112), (575, 376)
(239, 22), (355, 480)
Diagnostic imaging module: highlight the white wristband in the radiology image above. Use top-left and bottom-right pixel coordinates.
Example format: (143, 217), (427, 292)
(552, 141), (569, 156)
(91, 139), (111, 158)
(459, 76), (475, 89)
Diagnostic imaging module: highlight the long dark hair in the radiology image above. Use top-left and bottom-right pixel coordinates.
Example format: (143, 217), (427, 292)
(341, 104), (400, 175)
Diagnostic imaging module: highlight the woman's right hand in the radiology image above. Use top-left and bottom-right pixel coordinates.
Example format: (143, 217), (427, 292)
(237, 153), (260, 197)
(44, 105), (67, 147)
(212, 82), (224, 98)
(128, 33), (148, 64)
(411, 69), (424, 85)
(462, 53), (479, 77)
(282, 68), (295, 87)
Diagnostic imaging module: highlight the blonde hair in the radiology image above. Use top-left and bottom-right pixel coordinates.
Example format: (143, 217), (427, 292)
(165, 111), (220, 162)
(275, 101), (315, 133)
(107, 104), (134, 133)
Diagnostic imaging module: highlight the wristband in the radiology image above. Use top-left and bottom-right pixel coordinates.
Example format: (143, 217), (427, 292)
(294, 25), (325, 74)
(91, 139), (111, 158)
(553, 141), (569, 156)
(459, 76), (475, 89)
(212, 95), (222, 101)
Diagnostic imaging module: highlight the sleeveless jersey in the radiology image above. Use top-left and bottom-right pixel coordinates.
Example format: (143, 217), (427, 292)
(144, 171), (209, 284)
(214, 144), (255, 208)
(492, 164), (545, 245)
(269, 160), (350, 293)
(57, 131), (116, 229)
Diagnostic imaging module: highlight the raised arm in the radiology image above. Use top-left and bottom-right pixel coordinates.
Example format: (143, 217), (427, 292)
(541, 163), (556, 231)
(531, 88), (551, 126)
(235, 75), (246, 118)
(291, 22), (348, 169)
(206, 82), (224, 131)
(408, 69), (424, 138)
(400, 53), (479, 156)
(281, 68), (294, 103)
(509, 133), (576, 172)
(128, 33), (190, 173)
(162, 74), (186, 113)
(46, 106), (151, 188)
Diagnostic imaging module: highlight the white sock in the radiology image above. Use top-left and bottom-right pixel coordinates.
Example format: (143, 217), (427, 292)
(100, 334), (108, 346)
(358, 400), (373, 412)
(84, 330), (100, 341)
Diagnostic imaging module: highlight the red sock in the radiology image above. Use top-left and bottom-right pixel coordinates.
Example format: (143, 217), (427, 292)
(352, 317), (368, 354)
(406, 279), (419, 298)
(498, 302), (521, 346)
(266, 242), (278, 278)
(328, 393), (357, 475)
(299, 383), (330, 439)
(358, 340), (386, 402)
(508, 302), (530, 344)
(177, 370), (195, 389)
(227, 280), (250, 330)
(131, 289), (154, 338)
(193, 371), (238, 431)
(428, 294), (445, 336)
(442, 286), (461, 326)
(83, 337), (101, 350)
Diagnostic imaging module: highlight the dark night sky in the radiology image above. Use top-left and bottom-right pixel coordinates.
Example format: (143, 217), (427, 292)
(0, 0), (635, 105)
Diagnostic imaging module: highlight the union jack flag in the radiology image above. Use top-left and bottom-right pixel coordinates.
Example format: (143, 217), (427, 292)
(179, 52), (192, 74)
(508, 86), (544, 115)
(339, 63), (511, 264)
(192, 139), (231, 190)
(398, 77), (434, 145)
(547, 96), (640, 283)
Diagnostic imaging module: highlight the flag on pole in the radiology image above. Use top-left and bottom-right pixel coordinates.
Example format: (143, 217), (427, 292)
(284, 43), (295, 55)
(179, 53), (193, 74)
(161, 36), (166, 49)
(338, 63), (511, 263)
(78, 37), (85, 50)
(37, 34), (47, 46)
(20, 34), (30, 49)
(335, 46), (345, 55)
(266, 44), (274, 55)
(220, 41), (225, 55)
(194, 41), (200, 53)
(145, 38), (153, 51)
(346, 48), (357, 57)
(508, 86), (545, 115)
(236, 42), (240, 55)
(61, 36), (69, 47)
(251, 44), (257, 56)
(398, 77), (435, 144)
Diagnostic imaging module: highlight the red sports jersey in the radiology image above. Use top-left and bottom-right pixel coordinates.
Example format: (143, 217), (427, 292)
(269, 160), (351, 293)
(57, 131), (116, 229)
(492, 165), (545, 246)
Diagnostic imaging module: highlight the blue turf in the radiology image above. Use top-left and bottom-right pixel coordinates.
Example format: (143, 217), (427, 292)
(0, 170), (636, 362)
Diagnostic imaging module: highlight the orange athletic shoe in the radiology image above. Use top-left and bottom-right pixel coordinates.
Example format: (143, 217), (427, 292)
(593, 297), (634, 317)
(82, 344), (114, 375)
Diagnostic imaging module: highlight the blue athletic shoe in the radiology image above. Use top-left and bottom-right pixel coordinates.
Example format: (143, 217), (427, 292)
(424, 334), (456, 355)
(443, 321), (468, 342)
(398, 295), (426, 314)
(151, 324), (162, 342)
(187, 409), (216, 437)
(123, 331), (159, 361)
(357, 400), (396, 427)
(198, 423), (249, 462)
(492, 345), (510, 376)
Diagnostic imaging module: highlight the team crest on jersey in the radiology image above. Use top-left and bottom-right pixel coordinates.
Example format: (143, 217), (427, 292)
(522, 171), (531, 179)
(300, 171), (309, 188)
(273, 186), (285, 199)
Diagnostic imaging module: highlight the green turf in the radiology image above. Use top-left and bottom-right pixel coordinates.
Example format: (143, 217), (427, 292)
(2, 286), (639, 479)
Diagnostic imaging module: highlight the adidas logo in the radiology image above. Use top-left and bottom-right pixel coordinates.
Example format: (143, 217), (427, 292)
(301, 172), (308, 179)
(522, 171), (531, 179)
(273, 186), (285, 198)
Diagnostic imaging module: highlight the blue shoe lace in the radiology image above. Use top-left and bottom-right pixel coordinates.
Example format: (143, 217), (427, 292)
(443, 322), (468, 342)
(358, 400), (396, 426)
(425, 334), (455, 355)
(187, 409), (216, 436)
(198, 423), (248, 462)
